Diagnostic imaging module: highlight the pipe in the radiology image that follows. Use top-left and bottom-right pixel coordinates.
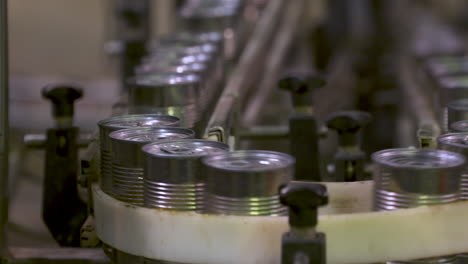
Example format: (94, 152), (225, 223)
(0, 0), (8, 253)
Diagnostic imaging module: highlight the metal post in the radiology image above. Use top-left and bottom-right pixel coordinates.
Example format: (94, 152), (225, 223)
(0, 0), (8, 254)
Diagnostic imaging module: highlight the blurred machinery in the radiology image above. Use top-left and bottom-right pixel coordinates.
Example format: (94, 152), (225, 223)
(1, 0), (468, 263)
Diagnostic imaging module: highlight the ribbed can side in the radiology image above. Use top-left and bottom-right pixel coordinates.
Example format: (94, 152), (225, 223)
(144, 180), (205, 212)
(206, 194), (287, 216)
(100, 149), (113, 195)
(112, 163), (144, 206)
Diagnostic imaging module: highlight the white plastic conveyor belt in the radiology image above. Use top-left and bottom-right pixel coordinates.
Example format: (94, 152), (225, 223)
(93, 182), (468, 264)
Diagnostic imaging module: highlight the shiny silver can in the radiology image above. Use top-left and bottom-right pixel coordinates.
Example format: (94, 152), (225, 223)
(179, 5), (241, 60)
(202, 150), (294, 216)
(142, 139), (229, 212)
(373, 148), (465, 263)
(372, 148), (465, 210)
(134, 62), (212, 115)
(147, 33), (225, 103)
(109, 127), (195, 205)
(437, 75), (468, 132)
(438, 133), (468, 199)
(97, 114), (180, 195)
(447, 99), (468, 128)
(127, 73), (201, 132)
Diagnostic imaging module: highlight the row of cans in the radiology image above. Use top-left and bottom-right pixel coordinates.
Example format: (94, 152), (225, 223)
(423, 55), (468, 132)
(179, 0), (248, 60)
(126, 0), (250, 137)
(127, 31), (225, 136)
(98, 113), (294, 216)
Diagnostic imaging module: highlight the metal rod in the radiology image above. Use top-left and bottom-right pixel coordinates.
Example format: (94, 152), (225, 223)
(203, 0), (284, 139)
(243, 0), (307, 126)
(399, 56), (440, 148)
(0, 0), (8, 254)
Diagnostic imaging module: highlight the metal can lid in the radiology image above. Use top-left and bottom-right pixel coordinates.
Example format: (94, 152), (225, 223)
(448, 99), (468, 111)
(451, 120), (468, 132)
(98, 114), (180, 129)
(129, 73), (200, 87)
(109, 127), (194, 144)
(372, 148), (465, 169)
(143, 139), (229, 158)
(437, 133), (468, 148)
(202, 150), (295, 172)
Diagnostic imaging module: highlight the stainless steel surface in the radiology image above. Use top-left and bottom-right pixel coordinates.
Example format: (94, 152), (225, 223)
(373, 148), (465, 211)
(437, 133), (468, 199)
(451, 120), (468, 133)
(448, 99), (468, 127)
(98, 114), (180, 195)
(109, 127), (194, 205)
(203, 150), (294, 216)
(142, 139), (228, 211)
(128, 73), (201, 130)
(0, 0), (8, 254)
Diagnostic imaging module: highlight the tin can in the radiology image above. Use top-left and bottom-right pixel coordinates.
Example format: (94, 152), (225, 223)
(451, 120), (468, 133)
(447, 99), (468, 128)
(134, 62), (213, 116)
(373, 148), (465, 263)
(150, 32), (226, 103)
(97, 114), (180, 195)
(438, 133), (468, 199)
(202, 150), (294, 216)
(437, 75), (468, 132)
(179, 4), (242, 60)
(127, 73), (201, 132)
(109, 127), (195, 205)
(142, 139), (229, 212)
(372, 148), (464, 210)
